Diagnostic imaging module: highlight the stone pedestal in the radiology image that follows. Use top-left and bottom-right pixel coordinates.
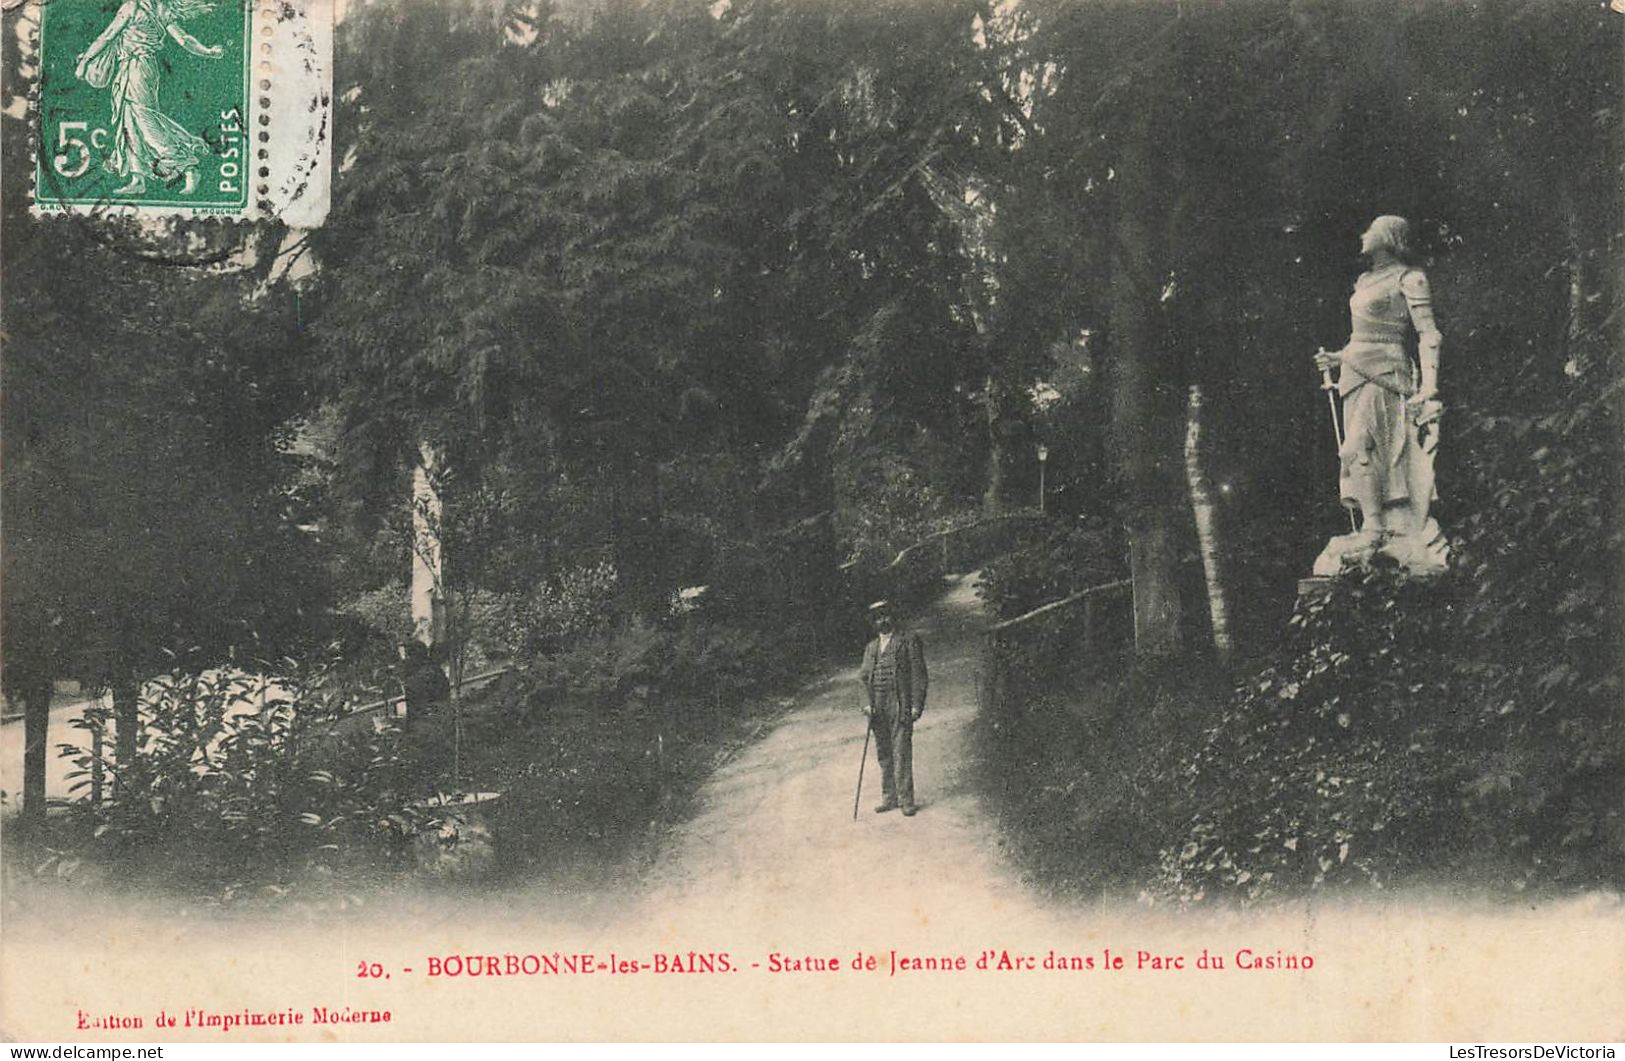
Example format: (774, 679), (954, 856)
(1311, 517), (1449, 578)
(1297, 576), (1334, 601)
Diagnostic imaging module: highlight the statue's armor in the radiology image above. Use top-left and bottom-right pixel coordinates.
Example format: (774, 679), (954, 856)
(1339, 265), (1436, 396)
(1333, 264), (1443, 540)
(1349, 265), (1434, 343)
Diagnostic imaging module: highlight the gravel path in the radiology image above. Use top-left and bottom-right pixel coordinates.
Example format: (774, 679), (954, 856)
(632, 573), (1034, 944)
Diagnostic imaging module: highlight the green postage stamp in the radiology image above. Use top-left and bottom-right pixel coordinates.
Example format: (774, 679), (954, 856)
(29, 0), (332, 225)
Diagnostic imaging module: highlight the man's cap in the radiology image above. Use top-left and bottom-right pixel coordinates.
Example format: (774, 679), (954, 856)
(868, 599), (892, 613)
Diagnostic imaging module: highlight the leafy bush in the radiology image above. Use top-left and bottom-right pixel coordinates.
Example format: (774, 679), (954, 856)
(1156, 563), (1477, 899)
(835, 436), (966, 572)
(339, 563), (620, 678)
(493, 561), (621, 654)
(477, 691), (666, 860)
(463, 616), (819, 873)
(976, 662), (1214, 899)
(977, 517), (1125, 622)
(44, 666), (429, 903)
(507, 615), (814, 718)
(521, 618), (665, 710)
(341, 583), (412, 645)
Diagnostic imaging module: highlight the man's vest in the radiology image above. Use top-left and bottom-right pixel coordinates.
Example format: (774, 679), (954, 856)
(865, 632), (923, 718)
(870, 637), (902, 703)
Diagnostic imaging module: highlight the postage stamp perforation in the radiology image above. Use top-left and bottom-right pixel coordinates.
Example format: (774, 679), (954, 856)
(18, 1), (46, 218)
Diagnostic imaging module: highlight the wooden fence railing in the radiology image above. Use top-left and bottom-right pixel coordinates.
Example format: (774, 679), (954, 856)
(67, 666), (517, 808)
(349, 666), (512, 719)
(980, 577), (1135, 716)
(840, 510), (1051, 611)
(319, 665), (513, 741)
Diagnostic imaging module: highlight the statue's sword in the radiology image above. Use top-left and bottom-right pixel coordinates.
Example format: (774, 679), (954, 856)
(1318, 348), (1359, 533)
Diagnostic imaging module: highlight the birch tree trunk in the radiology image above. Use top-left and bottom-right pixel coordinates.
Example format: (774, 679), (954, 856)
(1185, 384), (1232, 660)
(411, 441), (445, 649)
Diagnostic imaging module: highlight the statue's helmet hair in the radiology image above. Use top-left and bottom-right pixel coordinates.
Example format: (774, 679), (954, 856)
(1368, 215), (1417, 263)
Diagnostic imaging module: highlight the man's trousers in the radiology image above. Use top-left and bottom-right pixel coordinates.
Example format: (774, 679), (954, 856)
(870, 710), (915, 809)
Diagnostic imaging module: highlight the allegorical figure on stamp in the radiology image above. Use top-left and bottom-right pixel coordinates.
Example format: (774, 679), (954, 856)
(859, 599), (928, 816)
(1312, 215), (1449, 576)
(73, 0), (223, 196)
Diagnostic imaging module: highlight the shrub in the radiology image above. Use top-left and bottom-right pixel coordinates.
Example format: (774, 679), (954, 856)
(1156, 563), (1473, 900)
(976, 661), (1215, 899)
(835, 438), (964, 571)
(1158, 541), (1622, 901)
(977, 517), (1124, 622)
(45, 665), (429, 903)
(465, 616), (819, 874)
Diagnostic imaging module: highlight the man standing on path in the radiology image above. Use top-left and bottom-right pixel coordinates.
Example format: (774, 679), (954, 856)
(398, 639), (452, 793)
(859, 599), (928, 816)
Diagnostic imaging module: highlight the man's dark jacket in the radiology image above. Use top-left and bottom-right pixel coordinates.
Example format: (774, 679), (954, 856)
(859, 631), (928, 720)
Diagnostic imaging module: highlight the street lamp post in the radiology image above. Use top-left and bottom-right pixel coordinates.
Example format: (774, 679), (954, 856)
(1036, 444), (1049, 514)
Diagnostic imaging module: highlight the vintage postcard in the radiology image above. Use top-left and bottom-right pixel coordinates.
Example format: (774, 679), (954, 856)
(2, 0), (1622, 1044)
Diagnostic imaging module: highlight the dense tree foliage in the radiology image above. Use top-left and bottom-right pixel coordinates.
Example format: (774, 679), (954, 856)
(310, 0), (1013, 630)
(2, 15), (327, 812)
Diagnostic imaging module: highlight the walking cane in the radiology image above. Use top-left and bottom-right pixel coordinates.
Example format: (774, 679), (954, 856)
(852, 717), (872, 822)
(1318, 348), (1359, 534)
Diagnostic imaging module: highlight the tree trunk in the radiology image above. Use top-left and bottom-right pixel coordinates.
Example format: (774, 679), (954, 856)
(1127, 524), (1182, 659)
(1184, 385), (1232, 661)
(112, 677), (139, 799)
(1107, 98), (1185, 660)
(18, 669), (53, 821)
(982, 375), (1007, 515)
(410, 441), (445, 649)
